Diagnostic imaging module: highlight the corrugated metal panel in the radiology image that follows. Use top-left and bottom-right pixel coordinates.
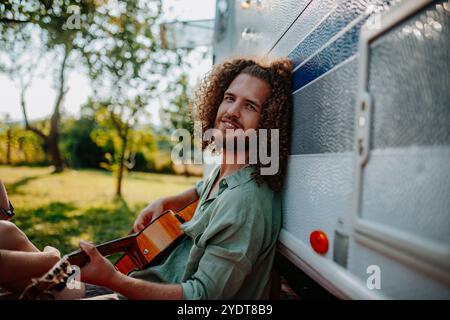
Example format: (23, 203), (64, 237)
(290, 57), (357, 155)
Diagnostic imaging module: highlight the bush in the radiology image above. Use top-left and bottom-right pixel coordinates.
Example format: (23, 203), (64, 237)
(61, 117), (109, 169)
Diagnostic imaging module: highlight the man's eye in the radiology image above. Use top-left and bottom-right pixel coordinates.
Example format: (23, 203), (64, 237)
(224, 96), (233, 101)
(247, 104), (256, 111)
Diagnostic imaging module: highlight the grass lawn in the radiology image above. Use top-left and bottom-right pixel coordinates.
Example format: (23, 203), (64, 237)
(0, 166), (199, 255)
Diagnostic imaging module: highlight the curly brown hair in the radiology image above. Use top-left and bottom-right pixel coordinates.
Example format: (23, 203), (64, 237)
(193, 57), (293, 192)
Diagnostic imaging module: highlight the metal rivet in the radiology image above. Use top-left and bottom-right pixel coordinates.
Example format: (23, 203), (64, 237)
(358, 139), (364, 155)
(143, 249), (149, 255)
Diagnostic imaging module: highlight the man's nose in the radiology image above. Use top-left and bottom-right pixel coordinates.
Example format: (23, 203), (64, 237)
(228, 100), (242, 118)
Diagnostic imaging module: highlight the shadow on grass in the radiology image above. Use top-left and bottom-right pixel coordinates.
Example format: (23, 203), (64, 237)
(13, 198), (137, 255)
(127, 173), (197, 185)
(5, 174), (51, 196)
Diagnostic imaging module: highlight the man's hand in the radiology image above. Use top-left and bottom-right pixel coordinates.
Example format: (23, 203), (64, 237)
(133, 198), (166, 232)
(133, 187), (199, 233)
(78, 240), (120, 288)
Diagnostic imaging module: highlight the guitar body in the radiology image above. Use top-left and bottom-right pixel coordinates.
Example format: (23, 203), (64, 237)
(114, 207), (191, 274)
(68, 199), (198, 275)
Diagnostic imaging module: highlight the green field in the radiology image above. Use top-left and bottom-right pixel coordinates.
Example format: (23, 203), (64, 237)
(0, 166), (199, 254)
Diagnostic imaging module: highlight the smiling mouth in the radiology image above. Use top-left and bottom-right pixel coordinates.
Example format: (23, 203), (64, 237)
(221, 119), (242, 130)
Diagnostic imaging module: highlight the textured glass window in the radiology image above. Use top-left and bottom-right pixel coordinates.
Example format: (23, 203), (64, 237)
(369, 2), (450, 149)
(360, 1), (450, 243)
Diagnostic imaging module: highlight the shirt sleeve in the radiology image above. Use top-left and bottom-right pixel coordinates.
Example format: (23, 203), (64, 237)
(181, 191), (268, 300)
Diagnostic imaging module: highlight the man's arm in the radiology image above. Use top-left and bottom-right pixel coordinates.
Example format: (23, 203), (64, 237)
(134, 186), (199, 232)
(79, 241), (183, 300)
(110, 272), (183, 300)
(162, 187), (199, 212)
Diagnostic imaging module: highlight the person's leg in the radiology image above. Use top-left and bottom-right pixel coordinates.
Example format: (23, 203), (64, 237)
(0, 221), (39, 252)
(0, 221), (61, 293)
(0, 249), (63, 292)
(0, 221), (86, 299)
(0, 252), (87, 299)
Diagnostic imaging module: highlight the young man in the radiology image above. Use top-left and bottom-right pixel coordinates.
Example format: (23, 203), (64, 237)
(79, 57), (293, 299)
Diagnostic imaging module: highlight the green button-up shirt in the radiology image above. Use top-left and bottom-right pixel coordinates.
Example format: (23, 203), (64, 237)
(130, 165), (281, 300)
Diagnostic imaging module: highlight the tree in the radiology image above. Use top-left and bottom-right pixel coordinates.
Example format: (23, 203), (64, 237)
(0, 0), (198, 192)
(0, 117), (47, 165)
(76, 0), (184, 195)
(162, 73), (194, 134)
(60, 115), (107, 169)
(160, 73), (195, 176)
(0, 43), (68, 171)
(2, 114), (13, 165)
(87, 97), (151, 196)
(0, 0), (162, 173)
(0, 1), (101, 172)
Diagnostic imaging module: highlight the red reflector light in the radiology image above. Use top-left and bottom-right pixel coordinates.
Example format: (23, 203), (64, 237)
(310, 230), (329, 255)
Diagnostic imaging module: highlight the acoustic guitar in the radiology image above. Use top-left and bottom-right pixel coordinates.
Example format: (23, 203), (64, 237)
(68, 199), (198, 275)
(12, 200), (198, 300)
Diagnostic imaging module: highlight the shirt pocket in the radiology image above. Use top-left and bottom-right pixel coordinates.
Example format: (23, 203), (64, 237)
(182, 233), (206, 281)
(182, 211), (208, 240)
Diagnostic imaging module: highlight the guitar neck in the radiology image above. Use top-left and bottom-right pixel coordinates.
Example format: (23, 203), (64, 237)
(67, 200), (199, 268)
(67, 234), (136, 267)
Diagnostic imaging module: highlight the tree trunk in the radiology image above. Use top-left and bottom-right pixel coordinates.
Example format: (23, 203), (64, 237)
(116, 135), (128, 197)
(48, 132), (64, 173)
(19, 44), (70, 173)
(6, 127), (12, 165)
(18, 138), (28, 163)
(47, 46), (70, 173)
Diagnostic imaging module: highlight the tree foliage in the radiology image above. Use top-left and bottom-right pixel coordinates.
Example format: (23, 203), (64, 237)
(0, 0), (206, 193)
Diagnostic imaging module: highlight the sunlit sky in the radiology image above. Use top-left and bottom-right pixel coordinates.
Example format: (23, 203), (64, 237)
(0, 0), (215, 125)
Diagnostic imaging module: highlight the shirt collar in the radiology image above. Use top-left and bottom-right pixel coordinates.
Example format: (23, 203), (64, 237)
(221, 165), (255, 189)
